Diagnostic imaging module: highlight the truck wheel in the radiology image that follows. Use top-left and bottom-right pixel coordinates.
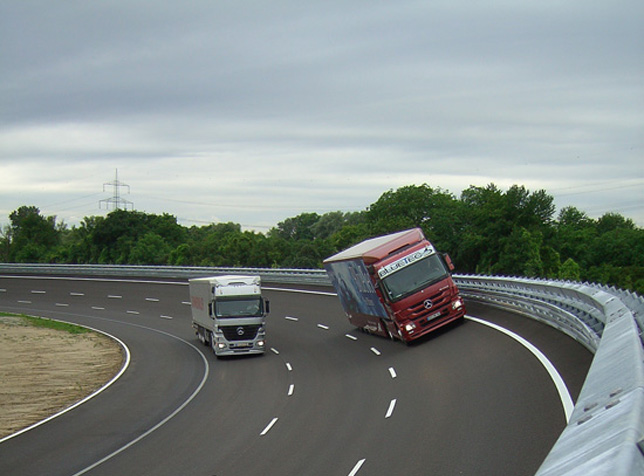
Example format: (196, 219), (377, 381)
(382, 320), (395, 340)
(209, 331), (217, 355)
(198, 327), (209, 346)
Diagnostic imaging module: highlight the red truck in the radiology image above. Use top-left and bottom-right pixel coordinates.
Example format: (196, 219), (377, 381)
(323, 228), (465, 343)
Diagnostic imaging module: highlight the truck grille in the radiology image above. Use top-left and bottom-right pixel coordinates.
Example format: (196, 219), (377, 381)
(221, 325), (261, 341)
(408, 288), (450, 325)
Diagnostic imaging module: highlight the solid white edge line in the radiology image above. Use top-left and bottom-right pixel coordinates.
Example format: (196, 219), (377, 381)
(0, 323), (132, 444)
(260, 417), (279, 436)
(348, 458), (366, 476)
(72, 328), (210, 476)
(385, 399), (397, 419)
(466, 315), (574, 422)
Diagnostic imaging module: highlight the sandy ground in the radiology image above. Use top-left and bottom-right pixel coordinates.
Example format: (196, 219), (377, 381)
(0, 316), (124, 438)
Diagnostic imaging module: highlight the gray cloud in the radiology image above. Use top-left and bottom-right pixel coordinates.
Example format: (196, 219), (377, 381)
(1, 1), (642, 230)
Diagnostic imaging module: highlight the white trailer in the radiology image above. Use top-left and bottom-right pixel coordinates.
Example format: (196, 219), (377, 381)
(189, 275), (268, 356)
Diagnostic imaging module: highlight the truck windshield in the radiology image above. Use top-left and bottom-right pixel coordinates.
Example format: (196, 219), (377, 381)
(381, 253), (448, 302)
(215, 298), (263, 318)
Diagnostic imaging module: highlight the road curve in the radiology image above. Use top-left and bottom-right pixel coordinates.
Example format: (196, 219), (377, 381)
(0, 276), (592, 476)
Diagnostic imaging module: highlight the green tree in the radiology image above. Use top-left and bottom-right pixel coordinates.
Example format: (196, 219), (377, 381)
(269, 213), (320, 241)
(493, 227), (544, 277)
(553, 207), (597, 269)
(8, 206), (60, 262)
(560, 258), (581, 281)
(129, 233), (171, 264)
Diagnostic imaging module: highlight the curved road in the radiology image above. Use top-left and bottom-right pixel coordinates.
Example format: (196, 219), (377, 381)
(0, 276), (592, 475)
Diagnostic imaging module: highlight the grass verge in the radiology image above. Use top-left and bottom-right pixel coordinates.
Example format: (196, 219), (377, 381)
(0, 312), (90, 334)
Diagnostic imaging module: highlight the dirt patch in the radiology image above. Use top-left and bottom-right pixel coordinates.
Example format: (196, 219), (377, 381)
(0, 316), (124, 438)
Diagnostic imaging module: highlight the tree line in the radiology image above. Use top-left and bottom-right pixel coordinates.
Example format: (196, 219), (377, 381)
(1, 183), (642, 294)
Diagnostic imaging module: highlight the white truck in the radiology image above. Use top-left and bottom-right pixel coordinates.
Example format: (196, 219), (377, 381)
(189, 275), (269, 357)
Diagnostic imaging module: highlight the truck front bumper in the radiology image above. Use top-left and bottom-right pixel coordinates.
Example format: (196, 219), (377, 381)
(213, 338), (266, 356)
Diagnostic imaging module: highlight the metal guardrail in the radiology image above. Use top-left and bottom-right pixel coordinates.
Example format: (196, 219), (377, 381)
(451, 275), (644, 476)
(0, 263), (642, 475)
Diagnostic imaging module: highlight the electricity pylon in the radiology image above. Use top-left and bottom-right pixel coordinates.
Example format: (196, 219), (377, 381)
(99, 169), (134, 211)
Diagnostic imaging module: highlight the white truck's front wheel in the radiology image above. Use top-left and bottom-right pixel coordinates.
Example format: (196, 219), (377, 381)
(209, 331), (218, 356)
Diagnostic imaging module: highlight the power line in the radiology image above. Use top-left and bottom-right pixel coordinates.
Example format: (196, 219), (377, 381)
(99, 169), (134, 211)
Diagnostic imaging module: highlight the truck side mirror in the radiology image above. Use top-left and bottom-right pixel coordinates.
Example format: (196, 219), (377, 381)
(265, 299), (270, 314)
(443, 253), (455, 272)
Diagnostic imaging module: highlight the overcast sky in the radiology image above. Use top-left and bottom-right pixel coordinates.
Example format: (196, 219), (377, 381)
(1, 1), (642, 231)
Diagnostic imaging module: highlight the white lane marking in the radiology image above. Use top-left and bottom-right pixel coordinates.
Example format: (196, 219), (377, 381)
(91, 306), (105, 310)
(55, 303), (69, 307)
(160, 315), (173, 320)
(385, 399), (397, 419)
(286, 362), (293, 372)
(17, 300), (32, 304)
(260, 417), (279, 436)
(263, 286), (337, 297)
(345, 334), (358, 341)
(348, 458), (366, 476)
(31, 290), (46, 294)
(71, 327), (210, 476)
(285, 316), (299, 321)
(108, 295), (122, 299)
(388, 367), (397, 379)
(181, 301), (191, 305)
(145, 297), (159, 302)
(70, 292), (85, 296)
(370, 347), (381, 356)
(271, 347), (280, 355)
(317, 323), (329, 330)
(466, 315), (574, 422)
(0, 288), (6, 292)
(126, 310), (140, 315)
(288, 384), (295, 396)
(1, 323), (132, 444)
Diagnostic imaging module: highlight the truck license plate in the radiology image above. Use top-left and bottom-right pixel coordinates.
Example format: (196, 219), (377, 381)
(427, 311), (441, 321)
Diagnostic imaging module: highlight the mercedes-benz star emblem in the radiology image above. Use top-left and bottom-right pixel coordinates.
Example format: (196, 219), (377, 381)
(423, 299), (433, 310)
(236, 327), (245, 336)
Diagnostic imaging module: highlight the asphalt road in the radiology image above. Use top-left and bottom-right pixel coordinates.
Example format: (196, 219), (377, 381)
(0, 276), (592, 476)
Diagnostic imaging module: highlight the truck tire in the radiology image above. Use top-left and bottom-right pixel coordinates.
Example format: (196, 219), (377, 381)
(209, 331), (217, 355)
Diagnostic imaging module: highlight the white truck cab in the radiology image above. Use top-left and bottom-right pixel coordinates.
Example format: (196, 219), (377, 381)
(189, 275), (268, 356)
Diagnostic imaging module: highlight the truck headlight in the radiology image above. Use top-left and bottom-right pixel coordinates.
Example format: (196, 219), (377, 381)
(452, 298), (463, 310)
(256, 340), (265, 347)
(405, 322), (416, 332)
